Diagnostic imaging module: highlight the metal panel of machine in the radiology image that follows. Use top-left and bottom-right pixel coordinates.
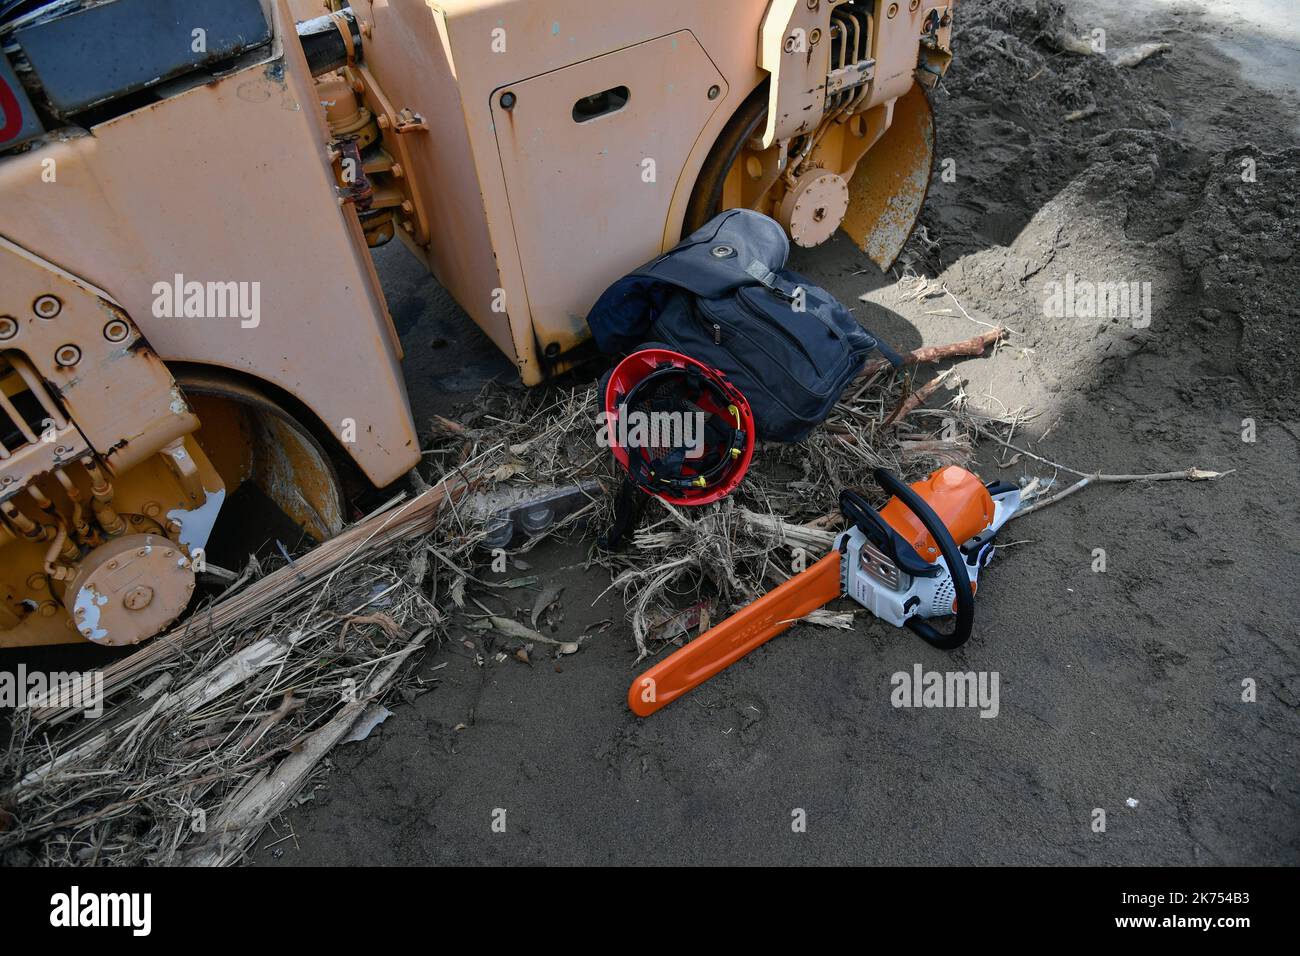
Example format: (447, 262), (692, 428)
(489, 30), (727, 358)
(15, 0), (272, 114)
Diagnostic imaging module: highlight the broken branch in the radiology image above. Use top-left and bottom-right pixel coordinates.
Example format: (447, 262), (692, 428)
(883, 369), (955, 427)
(857, 327), (1004, 381)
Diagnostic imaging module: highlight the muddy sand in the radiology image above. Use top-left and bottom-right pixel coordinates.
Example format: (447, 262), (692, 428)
(240, 0), (1299, 865)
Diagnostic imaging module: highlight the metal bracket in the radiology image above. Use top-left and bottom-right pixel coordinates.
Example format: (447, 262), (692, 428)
(825, 59), (876, 96)
(475, 481), (601, 550)
(392, 108), (428, 134)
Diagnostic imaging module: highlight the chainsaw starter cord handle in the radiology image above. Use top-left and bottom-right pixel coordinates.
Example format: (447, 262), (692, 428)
(872, 468), (975, 650)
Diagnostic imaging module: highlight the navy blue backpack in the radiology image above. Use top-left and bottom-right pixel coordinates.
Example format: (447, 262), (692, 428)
(587, 210), (899, 442)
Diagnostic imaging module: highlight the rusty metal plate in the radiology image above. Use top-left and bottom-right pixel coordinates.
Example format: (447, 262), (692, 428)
(841, 84), (936, 271)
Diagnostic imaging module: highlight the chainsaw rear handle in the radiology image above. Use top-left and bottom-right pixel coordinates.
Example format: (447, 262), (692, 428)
(870, 468), (975, 650)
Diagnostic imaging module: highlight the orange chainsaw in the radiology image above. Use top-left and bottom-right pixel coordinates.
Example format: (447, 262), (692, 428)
(627, 466), (1022, 717)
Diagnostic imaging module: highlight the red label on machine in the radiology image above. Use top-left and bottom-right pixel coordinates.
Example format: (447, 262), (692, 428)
(0, 56), (42, 148)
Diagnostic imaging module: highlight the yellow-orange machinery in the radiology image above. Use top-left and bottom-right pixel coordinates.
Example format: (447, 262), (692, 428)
(0, 0), (953, 647)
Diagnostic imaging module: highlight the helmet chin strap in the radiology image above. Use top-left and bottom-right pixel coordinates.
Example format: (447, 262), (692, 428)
(598, 473), (649, 553)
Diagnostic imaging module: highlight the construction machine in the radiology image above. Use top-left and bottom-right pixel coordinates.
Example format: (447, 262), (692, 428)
(0, 0), (953, 648)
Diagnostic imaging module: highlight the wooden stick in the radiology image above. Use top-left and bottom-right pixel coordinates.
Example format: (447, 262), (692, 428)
(236, 692), (304, 752)
(857, 327), (1004, 381)
(976, 428), (1233, 520)
(980, 428), (1231, 484)
(30, 466), (481, 727)
(1010, 476), (1094, 519)
(882, 369), (954, 427)
(736, 509), (836, 552)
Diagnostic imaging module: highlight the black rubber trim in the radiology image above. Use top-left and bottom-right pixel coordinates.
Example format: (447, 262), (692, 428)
(983, 480), (1020, 497)
(872, 468), (975, 650)
(681, 80), (770, 237)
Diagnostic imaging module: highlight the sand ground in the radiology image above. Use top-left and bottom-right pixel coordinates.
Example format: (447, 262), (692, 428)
(21, 0), (1288, 867)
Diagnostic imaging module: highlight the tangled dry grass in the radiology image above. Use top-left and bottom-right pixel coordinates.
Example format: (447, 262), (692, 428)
(3, 555), (429, 865)
(426, 333), (1017, 658)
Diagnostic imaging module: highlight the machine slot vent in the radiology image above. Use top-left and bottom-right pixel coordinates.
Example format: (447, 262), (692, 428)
(572, 86), (630, 123)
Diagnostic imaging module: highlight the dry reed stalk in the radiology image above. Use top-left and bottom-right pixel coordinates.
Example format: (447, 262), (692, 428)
(29, 465), (484, 728)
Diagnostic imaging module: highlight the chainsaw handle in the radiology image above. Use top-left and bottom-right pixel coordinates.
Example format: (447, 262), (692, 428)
(872, 468), (974, 650)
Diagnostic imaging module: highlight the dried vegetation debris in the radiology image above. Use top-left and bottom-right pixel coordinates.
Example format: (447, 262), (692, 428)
(425, 332), (1013, 661)
(1, 473), (485, 866)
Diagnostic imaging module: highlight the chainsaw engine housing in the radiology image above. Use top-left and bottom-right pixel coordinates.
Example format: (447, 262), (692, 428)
(837, 467), (1021, 629)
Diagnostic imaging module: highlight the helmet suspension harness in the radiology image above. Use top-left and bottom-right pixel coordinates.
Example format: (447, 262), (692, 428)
(599, 348), (755, 549)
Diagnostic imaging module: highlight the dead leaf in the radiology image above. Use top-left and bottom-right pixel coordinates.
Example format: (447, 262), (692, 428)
(408, 549), (429, 583)
(1111, 41), (1171, 69)
(490, 460), (525, 482)
(430, 414), (468, 436)
(804, 609), (855, 629)
(343, 704), (393, 744)
(337, 612), (405, 648)
(530, 583), (564, 628)
(647, 600), (715, 644)
(487, 616), (566, 646)
(499, 575), (540, 589)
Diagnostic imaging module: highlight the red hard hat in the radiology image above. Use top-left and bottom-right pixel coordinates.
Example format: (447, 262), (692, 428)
(602, 347), (754, 505)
